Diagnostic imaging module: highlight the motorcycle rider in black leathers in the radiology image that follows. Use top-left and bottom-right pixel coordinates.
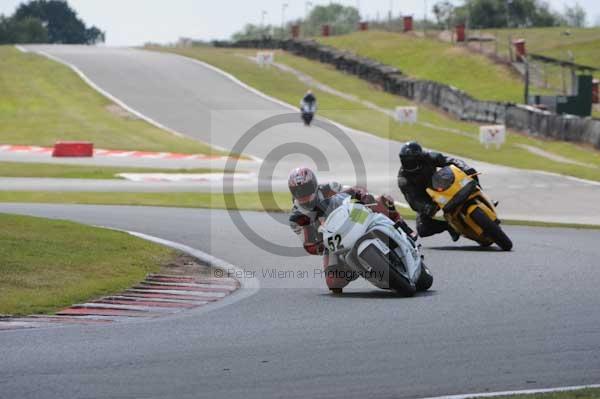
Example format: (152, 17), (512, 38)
(300, 90), (317, 126)
(397, 141), (478, 241)
(301, 90), (316, 109)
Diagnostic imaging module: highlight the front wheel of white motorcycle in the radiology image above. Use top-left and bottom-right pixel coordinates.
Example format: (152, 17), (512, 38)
(349, 240), (416, 296)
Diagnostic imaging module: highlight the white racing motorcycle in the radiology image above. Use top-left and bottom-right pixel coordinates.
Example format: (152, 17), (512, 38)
(320, 197), (433, 296)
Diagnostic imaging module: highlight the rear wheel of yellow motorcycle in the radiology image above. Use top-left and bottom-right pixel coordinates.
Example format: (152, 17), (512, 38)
(471, 208), (513, 251)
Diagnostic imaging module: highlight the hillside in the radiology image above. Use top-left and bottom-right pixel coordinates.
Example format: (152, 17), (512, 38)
(482, 27), (600, 69)
(318, 30), (525, 103)
(0, 46), (217, 154)
(319, 29), (600, 117)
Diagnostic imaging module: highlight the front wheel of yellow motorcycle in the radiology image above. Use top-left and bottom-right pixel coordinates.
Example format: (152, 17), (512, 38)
(470, 208), (513, 251)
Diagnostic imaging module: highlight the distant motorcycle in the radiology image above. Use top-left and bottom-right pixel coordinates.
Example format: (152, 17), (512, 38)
(320, 197), (433, 296)
(300, 102), (316, 126)
(426, 165), (513, 251)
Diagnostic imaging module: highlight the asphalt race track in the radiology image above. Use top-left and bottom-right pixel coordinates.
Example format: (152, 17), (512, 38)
(1, 46), (599, 399)
(19, 45), (600, 225)
(1, 203), (599, 399)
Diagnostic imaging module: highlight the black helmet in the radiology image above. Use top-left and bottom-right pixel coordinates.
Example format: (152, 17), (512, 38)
(399, 141), (424, 173)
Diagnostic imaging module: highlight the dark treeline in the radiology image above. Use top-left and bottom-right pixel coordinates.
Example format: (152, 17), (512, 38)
(432, 0), (586, 29)
(231, 1), (588, 40)
(0, 0), (104, 45)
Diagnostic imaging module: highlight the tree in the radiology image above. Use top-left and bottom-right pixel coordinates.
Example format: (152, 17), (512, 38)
(0, 15), (48, 44)
(563, 3), (586, 27)
(85, 26), (105, 44)
(12, 16), (48, 43)
(12, 0), (104, 44)
(432, 1), (456, 29)
(231, 23), (274, 41)
(458, 0), (561, 28)
(231, 3), (360, 40)
(303, 4), (360, 36)
(529, 1), (559, 26)
(465, 0), (506, 28)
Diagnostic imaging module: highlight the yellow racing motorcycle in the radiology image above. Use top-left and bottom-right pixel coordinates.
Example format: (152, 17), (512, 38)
(426, 165), (513, 251)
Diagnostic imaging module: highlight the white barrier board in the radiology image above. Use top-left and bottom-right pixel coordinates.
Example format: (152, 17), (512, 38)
(256, 51), (274, 66)
(395, 106), (418, 124)
(479, 125), (506, 148)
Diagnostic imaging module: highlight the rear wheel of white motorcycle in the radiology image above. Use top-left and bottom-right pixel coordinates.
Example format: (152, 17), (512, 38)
(471, 208), (513, 251)
(416, 264), (433, 291)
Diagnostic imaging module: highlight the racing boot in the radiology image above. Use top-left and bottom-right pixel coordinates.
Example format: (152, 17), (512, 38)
(448, 226), (460, 242)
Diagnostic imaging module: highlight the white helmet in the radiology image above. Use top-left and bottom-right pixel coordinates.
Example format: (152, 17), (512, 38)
(288, 167), (319, 211)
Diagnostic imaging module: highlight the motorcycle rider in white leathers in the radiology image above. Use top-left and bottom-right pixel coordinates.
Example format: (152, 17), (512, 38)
(287, 167), (415, 293)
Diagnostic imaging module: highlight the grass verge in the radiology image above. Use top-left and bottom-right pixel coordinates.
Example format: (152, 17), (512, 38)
(0, 191), (293, 212)
(0, 161), (222, 179)
(0, 46), (221, 155)
(1, 191), (599, 230)
(151, 46), (600, 181)
(319, 30), (525, 103)
(0, 213), (175, 315)
(481, 27), (600, 73)
(321, 29), (600, 118)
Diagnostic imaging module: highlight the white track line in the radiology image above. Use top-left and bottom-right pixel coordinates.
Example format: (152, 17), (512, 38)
(420, 383), (600, 399)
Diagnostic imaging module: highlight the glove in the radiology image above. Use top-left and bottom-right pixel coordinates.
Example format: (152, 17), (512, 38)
(343, 186), (367, 202)
(361, 193), (376, 205)
(290, 213), (311, 226)
(304, 241), (324, 255)
(379, 194), (396, 210)
(465, 168), (480, 183)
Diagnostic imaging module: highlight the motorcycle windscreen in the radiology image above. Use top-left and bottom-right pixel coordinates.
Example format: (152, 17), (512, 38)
(431, 166), (455, 192)
(319, 193), (352, 221)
